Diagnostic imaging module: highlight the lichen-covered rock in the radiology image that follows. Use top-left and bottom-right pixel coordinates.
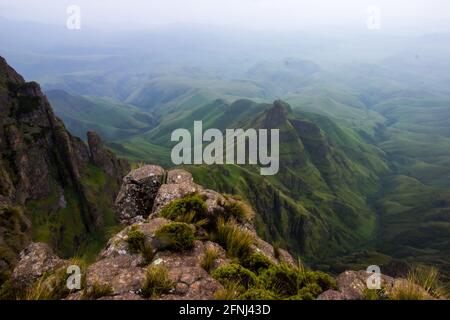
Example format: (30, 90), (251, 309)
(153, 241), (226, 300)
(333, 270), (395, 300)
(86, 255), (146, 296)
(166, 169), (194, 184)
(115, 165), (164, 224)
(100, 218), (170, 259)
(317, 289), (346, 300)
(12, 243), (64, 288)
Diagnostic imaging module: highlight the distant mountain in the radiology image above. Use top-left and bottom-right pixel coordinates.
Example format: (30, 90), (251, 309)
(110, 99), (388, 265)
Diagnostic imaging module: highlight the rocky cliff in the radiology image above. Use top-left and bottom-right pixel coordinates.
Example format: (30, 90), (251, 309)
(0, 56), (129, 284)
(1, 165), (440, 300)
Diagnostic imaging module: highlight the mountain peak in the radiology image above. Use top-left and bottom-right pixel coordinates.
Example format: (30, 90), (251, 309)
(263, 100), (291, 128)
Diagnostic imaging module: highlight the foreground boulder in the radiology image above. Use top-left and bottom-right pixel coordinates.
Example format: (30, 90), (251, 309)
(115, 165), (164, 224)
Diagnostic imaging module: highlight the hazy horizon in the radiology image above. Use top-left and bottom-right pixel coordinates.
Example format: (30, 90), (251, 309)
(1, 0), (450, 36)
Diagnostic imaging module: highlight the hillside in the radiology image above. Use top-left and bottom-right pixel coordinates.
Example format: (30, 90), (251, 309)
(0, 57), (129, 283)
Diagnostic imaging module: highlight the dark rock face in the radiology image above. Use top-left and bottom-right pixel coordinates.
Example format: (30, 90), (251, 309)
(87, 131), (129, 182)
(115, 165), (164, 224)
(0, 56), (129, 283)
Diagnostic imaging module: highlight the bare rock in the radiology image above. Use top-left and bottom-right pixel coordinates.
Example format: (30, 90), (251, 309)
(317, 290), (347, 300)
(12, 243), (64, 287)
(86, 255), (146, 296)
(152, 241), (226, 300)
(167, 169), (193, 184)
(335, 270), (395, 300)
(115, 165), (165, 224)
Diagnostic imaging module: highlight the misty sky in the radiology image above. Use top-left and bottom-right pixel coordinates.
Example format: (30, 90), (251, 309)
(0, 0), (449, 34)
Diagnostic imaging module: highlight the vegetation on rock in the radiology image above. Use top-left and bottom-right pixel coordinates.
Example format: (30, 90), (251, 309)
(155, 222), (195, 252)
(141, 265), (173, 299)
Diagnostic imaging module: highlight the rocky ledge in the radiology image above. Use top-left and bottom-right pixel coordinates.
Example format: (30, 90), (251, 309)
(1, 165), (441, 300)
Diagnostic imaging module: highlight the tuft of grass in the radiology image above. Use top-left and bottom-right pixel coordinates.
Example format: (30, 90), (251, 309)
(215, 218), (253, 259)
(141, 265), (174, 299)
(155, 222), (195, 252)
(212, 264), (258, 290)
(408, 265), (447, 299)
(126, 227), (146, 252)
(214, 281), (242, 300)
(200, 247), (220, 273)
(220, 196), (255, 223)
(126, 227), (154, 263)
(81, 282), (114, 300)
(160, 194), (208, 224)
(389, 280), (429, 300)
(390, 265), (447, 300)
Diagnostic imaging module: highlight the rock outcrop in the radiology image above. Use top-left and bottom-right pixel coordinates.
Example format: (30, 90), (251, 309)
(5, 165), (298, 300)
(4, 165), (440, 300)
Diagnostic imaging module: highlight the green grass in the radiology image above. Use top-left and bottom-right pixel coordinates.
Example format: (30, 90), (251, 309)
(155, 222), (195, 252)
(215, 217), (253, 259)
(200, 247), (220, 273)
(141, 265), (174, 299)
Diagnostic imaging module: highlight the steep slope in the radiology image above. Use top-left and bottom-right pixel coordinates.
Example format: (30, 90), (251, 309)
(110, 99), (388, 266)
(0, 57), (129, 283)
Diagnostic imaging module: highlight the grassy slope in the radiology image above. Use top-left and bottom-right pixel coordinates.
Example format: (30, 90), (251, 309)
(112, 99), (388, 267)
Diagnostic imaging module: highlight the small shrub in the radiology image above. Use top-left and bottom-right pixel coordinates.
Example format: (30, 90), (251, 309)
(260, 264), (300, 297)
(241, 252), (274, 274)
(160, 194), (208, 223)
(201, 247), (220, 273)
(81, 282), (114, 300)
(260, 263), (336, 299)
(126, 228), (146, 253)
(212, 264), (258, 290)
(141, 265), (173, 299)
(305, 270), (337, 292)
(155, 222), (195, 252)
(215, 218), (253, 259)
